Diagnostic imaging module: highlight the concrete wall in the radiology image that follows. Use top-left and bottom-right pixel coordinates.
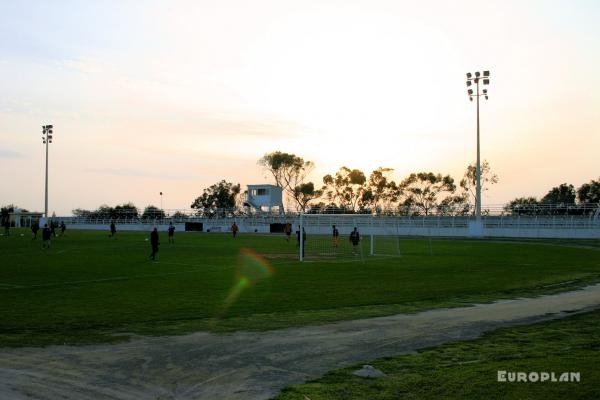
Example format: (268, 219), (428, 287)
(66, 221), (600, 239)
(68, 222), (271, 234)
(69, 224), (186, 232)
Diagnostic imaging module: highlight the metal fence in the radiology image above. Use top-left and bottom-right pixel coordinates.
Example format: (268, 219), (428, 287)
(58, 214), (600, 230)
(68, 203), (599, 219)
(62, 202), (600, 225)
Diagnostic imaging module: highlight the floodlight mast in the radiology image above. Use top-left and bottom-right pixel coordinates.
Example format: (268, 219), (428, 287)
(42, 125), (54, 218)
(465, 71), (490, 223)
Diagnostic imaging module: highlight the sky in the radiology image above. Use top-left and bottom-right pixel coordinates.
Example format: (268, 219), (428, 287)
(1, 0), (599, 215)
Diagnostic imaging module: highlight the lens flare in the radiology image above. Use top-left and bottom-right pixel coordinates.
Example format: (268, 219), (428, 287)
(219, 248), (274, 318)
(236, 247), (273, 284)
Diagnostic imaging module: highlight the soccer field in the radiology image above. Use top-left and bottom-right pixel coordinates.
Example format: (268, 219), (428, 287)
(1, 229), (600, 347)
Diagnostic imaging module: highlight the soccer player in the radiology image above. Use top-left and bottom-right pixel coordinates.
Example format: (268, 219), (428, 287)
(168, 222), (175, 243)
(60, 221), (66, 236)
(31, 221), (39, 240)
(332, 224), (340, 248)
(109, 221), (117, 238)
(284, 223), (292, 242)
(231, 222), (239, 239)
(149, 227), (159, 260)
(49, 220), (57, 237)
(349, 227), (360, 256)
(2, 216), (10, 236)
(42, 224), (52, 249)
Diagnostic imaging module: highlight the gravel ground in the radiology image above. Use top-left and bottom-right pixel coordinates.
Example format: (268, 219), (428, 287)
(2, 284), (600, 400)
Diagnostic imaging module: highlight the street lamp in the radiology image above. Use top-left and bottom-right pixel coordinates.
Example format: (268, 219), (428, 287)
(42, 125), (54, 218)
(465, 70), (490, 224)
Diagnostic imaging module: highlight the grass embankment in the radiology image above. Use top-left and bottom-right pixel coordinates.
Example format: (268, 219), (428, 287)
(276, 308), (600, 399)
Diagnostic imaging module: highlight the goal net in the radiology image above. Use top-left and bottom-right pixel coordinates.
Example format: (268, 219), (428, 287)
(298, 214), (404, 261)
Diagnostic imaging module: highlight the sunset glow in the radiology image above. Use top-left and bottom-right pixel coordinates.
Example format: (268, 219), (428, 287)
(1, 1), (599, 214)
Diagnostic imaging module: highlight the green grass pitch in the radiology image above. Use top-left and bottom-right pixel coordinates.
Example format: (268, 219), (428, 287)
(1, 229), (600, 347)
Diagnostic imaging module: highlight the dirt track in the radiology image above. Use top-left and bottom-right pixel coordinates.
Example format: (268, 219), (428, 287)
(2, 284), (600, 400)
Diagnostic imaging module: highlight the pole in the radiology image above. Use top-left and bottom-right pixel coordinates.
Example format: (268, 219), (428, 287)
(44, 131), (49, 218)
(428, 226), (433, 256)
(299, 212), (304, 262)
(396, 218), (401, 257)
(370, 214), (374, 256)
(475, 79), (481, 223)
(159, 192), (164, 222)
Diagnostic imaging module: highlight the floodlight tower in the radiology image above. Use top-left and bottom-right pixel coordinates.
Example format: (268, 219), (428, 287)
(42, 125), (54, 218)
(465, 71), (490, 223)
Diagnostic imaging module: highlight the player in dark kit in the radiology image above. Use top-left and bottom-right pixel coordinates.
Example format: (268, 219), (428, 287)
(332, 225), (340, 248)
(2, 216), (9, 236)
(168, 223), (175, 244)
(231, 222), (239, 239)
(149, 228), (159, 260)
(42, 224), (52, 249)
(284, 223), (292, 242)
(60, 221), (66, 236)
(349, 227), (360, 256)
(31, 222), (40, 239)
(109, 222), (116, 238)
(50, 220), (57, 237)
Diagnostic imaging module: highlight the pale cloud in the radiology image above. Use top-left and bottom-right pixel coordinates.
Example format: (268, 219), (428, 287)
(58, 57), (110, 75)
(0, 149), (23, 158)
(84, 167), (200, 181)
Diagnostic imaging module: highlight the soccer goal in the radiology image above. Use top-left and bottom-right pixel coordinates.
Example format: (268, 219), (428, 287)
(298, 213), (404, 261)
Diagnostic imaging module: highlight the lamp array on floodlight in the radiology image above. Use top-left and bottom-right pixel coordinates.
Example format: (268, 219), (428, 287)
(465, 71), (491, 101)
(42, 125), (54, 144)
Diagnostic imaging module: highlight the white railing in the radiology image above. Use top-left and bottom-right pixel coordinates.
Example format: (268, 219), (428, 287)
(56, 214), (600, 230)
(67, 202), (600, 220)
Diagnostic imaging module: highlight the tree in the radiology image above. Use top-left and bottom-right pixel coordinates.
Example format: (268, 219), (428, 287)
(293, 182), (322, 212)
(95, 204), (116, 219)
(459, 160), (499, 209)
(541, 183), (576, 205)
(1, 204), (16, 226)
(305, 202), (352, 214)
(539, 183), (576, 215)
(437, 193), (471, 216)
(577, 178), (600, 205)
(114, 203), (139, 219)
(258, 151), (315, 211)
(72, 208), (92, 218)
(399, 172), (457, 216)
(171, 211), (189, 220)
(321, 167), (368, 212)
(504, 197), (539, 215)
(73, 204), (137, 220)
(365, 167), (401, 212)
(191, 180), (241, 216)
(1, 204), (16, 220)
(141, 205), (166, 220)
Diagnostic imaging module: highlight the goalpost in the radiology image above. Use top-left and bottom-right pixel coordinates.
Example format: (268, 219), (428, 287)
(298, 213), (405, 261)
